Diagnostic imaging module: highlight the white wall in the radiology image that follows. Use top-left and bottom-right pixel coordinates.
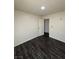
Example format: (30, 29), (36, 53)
(14, 10), (44, 46)
(43, 11), (65, 42)
(38, 18), (44, 36)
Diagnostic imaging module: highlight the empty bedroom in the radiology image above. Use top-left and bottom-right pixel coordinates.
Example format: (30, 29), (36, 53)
(14, 0), (65, 59)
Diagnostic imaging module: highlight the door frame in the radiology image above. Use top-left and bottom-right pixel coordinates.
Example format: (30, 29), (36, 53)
(44, 19), (49, 37)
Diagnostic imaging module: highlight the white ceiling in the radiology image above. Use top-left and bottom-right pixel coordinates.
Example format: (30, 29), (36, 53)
(14, 0), (65, 16)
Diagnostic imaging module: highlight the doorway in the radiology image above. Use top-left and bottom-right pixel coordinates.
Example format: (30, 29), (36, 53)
(44, 19), (49, 37)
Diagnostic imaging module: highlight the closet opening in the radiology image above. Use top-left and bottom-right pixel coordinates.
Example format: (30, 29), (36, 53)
(44, 19), (49, 37)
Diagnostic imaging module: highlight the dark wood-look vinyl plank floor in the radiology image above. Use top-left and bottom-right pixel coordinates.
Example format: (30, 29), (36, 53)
(14, 36), (65, 59)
